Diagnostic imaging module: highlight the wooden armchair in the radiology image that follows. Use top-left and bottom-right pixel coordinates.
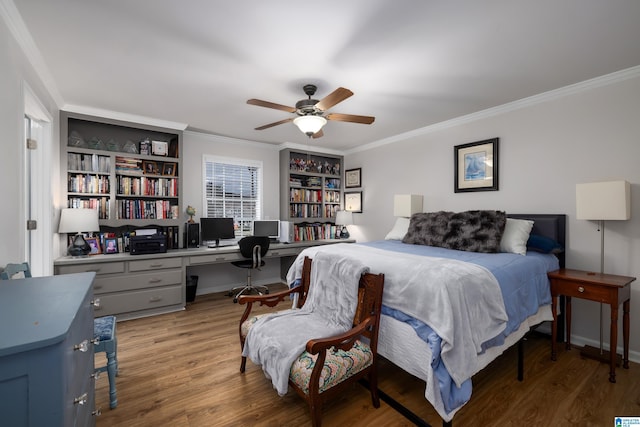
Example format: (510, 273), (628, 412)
(238, 256), (385, 427)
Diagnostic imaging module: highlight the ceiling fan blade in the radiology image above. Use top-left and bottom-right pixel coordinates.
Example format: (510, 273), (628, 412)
(311, 129), (324, 139)
(255, 118), (293, 130)
(315, 87), (353, 111)
(247, 99), (296, 113)
(326, 112), (375, 124)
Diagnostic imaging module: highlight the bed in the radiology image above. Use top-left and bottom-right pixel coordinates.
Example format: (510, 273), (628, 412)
(286, 211), (566, 424)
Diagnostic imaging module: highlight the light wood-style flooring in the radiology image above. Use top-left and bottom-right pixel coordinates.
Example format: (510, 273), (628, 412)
(95, 286), (640, 426)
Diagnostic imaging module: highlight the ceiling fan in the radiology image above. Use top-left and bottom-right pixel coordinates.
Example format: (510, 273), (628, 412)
(247, 84), (375, 138)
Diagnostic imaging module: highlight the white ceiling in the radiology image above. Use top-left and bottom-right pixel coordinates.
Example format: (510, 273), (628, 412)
(12, 0), (640, 151)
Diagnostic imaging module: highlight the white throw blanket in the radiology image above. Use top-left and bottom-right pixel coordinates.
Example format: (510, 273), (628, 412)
(243, 251), (368, 395)
(287, 243), (507, 387)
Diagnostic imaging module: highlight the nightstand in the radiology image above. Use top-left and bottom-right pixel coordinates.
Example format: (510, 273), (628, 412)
(548, 268), (635, 383)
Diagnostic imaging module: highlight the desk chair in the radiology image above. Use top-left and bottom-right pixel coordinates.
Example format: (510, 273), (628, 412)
(228, 236), (270, 303)
(1, 262), (118, 409)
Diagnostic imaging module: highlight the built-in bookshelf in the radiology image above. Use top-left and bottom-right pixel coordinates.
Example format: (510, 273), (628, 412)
(279, 148), (344, 240)
(61, 111), (183, 248)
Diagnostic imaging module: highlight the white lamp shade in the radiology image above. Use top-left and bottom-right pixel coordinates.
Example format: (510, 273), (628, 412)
(393, 194), (423, 217)
(293, 115), (327, 135)
(58, 208), (100, 233)
(335, 210), (353, 225)
(576, 180), (631, 220)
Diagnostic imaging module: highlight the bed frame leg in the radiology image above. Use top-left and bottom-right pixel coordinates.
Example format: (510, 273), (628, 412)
(443, 420), (452, 427)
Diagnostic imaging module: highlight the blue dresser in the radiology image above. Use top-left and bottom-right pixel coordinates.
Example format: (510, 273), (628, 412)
(0, 272), (96, 426)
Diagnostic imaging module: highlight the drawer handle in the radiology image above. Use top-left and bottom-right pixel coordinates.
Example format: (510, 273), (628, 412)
(215, 257), (226, 261)
(149, 263), (164, 268)
(94, 284), (103, 290)
(271, 252), (279, 256)
(74, 392), (88, 405)
(149, 296), (163, 302)
(149, 278), (162, 283)
(74, 340), (89, 352)
(578, 286), (585, 293)
(92, 298), (101, 307)
(88, 268), (101, 273)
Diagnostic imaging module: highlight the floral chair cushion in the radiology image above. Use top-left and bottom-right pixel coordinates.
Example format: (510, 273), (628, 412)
(289, 340), (373, 394)
(241, 314), (268, 339)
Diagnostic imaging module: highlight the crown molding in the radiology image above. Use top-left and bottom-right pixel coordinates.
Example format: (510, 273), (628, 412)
(0, 0), (64, 107)
(63, 104), (188, 131)
(347, 65), (640, 155)
(278, 141), (345, 156)
(184, 129), (281, 150)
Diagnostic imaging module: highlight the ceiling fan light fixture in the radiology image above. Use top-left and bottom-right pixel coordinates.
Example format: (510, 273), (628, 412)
(293, 115), (327, 137)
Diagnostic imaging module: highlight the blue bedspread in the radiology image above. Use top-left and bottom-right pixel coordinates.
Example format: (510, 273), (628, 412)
(361, 240), (559, 414)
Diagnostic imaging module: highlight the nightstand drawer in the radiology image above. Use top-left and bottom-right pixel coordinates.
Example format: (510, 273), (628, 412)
(550, 279), (616, 303)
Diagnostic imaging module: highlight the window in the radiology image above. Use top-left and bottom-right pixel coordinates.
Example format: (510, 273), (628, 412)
(203, 156), (262, 237)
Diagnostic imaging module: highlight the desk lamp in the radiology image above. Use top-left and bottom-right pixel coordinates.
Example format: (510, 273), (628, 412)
(58, 208), (100, 257)
(576, 180), (631, 360)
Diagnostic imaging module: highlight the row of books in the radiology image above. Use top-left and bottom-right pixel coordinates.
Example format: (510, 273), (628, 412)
(68, 153), (111, 173)
(116, 176), (178, 197)
(289, 188), (322, 203)
(293, 222), (340, 241)
(289, 203), (323, 218)
(116, 200), (179, 220)
(67, 197), (110, 219)
(68, 174), (110, 194)
(324, 204), (338, 218)
(115, 156), (142, 173)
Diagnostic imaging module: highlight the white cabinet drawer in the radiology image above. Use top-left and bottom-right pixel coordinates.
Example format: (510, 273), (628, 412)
(93, 269), (182, 294)
(57, 262), (125, 276)
(93, 285), (182, 316)
(129, 257), (182, 272)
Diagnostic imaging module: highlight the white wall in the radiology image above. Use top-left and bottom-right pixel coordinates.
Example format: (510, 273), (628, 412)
(181, 131), (283, 293)
(0, 12), (58, 267)
(345, 71), (640, 360)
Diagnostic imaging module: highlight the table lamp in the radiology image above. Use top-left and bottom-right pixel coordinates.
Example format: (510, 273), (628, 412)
(394, 194), (423, 217)
(58, 208), (100, 257)
(576, 180), (631, 359)
(335, 210), (353, 239)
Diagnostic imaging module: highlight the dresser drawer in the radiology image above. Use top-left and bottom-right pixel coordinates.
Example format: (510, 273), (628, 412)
(93, 269), (182, 294)
(93, 285), (182, 316)
(550, 279), (616, 303)
(129, 257), (182, 272)
(57, 262), (125, 276)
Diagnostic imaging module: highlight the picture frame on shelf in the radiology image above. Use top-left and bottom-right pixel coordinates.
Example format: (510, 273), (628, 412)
(344, 191), (363, 213)
(454, 137), (499, 193)
(86, 237), (101, 255)
(104, 238), (118, 254)
(142, 160), (159, 175)
(162, 162), (177, 176)
(152, 140), (169, 156)
(345, 168), (361, 188)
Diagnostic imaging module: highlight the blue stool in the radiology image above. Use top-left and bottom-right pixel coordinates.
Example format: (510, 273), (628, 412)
(94, 315), (118, 409)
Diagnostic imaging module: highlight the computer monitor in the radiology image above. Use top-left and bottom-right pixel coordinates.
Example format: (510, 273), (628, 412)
(252, 220), (280, 241)
(200, 217), (235, 247)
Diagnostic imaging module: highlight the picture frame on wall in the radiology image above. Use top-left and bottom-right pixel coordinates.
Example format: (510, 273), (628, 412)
(345, 168), (362, 188)
(344, 191), (363, 213)
(454, 137), (499, 193)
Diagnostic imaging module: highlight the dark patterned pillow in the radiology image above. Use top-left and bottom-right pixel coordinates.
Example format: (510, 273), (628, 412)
(402, 210), (507, 253)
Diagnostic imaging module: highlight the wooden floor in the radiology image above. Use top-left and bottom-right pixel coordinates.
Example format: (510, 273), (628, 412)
(96, 287), (640, 426)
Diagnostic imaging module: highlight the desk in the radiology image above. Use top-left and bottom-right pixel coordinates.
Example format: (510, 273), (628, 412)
(548, 268), (635, 383)
(54, 240), (352, 320)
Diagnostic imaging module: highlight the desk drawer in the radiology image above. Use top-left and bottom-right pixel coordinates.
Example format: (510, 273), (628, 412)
(93, 269), (182, 294)
(189, 252), (244, 265)
(129, 257), (182, 272)
(551, 279), (616, 304)
(268, 247), (300, 257)
(57, 262), (125, 276)
(93, 285), (182, 316)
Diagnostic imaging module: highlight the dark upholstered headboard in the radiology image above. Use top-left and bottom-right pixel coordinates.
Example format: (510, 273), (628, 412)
(508, 214), (566, 268)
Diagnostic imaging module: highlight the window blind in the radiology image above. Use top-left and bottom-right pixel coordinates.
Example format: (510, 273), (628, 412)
(203, 156), (262, 237)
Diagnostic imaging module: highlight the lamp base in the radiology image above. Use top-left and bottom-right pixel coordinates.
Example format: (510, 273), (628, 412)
(67, 234), (91, 257)
(340, 226), (350, 239)
(579, 345), (622, 366)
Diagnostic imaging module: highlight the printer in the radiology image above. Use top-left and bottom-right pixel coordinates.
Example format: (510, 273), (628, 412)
(129, 234), (167, 255)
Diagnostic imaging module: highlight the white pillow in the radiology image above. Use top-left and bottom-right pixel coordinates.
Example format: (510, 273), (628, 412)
(385, 217), (411, 240)
(500, 218), (534, 255)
